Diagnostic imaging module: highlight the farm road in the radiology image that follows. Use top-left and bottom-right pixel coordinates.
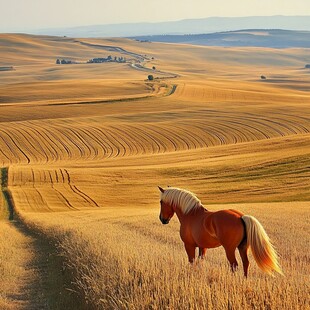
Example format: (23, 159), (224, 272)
(77, 39), (179, 78)
(1, 167), (79, 309)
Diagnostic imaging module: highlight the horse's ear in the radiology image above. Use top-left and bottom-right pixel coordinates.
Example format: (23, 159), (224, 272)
(158, 186), (165, 193)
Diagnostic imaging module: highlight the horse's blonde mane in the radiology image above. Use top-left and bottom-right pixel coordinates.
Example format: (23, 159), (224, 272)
(160, 187), (203, 214)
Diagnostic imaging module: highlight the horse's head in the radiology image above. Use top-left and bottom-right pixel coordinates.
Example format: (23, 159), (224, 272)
(158, 186), (174, 224)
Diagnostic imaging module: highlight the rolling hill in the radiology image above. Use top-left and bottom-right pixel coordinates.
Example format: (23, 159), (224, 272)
(133, 29), (310, 48)
(0, 34), (309, 309)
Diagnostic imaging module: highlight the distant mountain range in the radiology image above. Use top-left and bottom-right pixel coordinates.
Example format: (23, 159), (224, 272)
(32, 16), (310, 38)
(133, 29), (310, 48)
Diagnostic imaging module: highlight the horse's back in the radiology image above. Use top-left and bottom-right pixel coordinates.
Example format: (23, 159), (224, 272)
(210, 209), (245, 249)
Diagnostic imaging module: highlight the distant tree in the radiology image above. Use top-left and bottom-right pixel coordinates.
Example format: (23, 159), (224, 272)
(107, 55), (112, 61)
(148, 75), (154, 81)
(152, 66), (156, 70)
(261, 75), (267, 80)
(305, 64), (310, 68)
(56, 59), (60, 64)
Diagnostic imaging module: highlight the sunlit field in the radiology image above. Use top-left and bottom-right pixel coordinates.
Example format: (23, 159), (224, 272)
(0, 34), (309, 309)
(18, 202), (308, 309)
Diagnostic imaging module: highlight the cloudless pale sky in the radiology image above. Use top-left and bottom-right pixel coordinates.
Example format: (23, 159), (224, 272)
(1, 0), (310, 32)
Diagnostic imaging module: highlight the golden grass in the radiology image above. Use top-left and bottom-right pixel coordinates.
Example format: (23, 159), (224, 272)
(20, 203), (309, 309)
(0, 169), (30, 309)
(7, 133), (309, 215)
(1, 95), (309, 165)
(0, 79), (153, 105)
(0, 34), (309, 308)
(0, 220), (33, 309)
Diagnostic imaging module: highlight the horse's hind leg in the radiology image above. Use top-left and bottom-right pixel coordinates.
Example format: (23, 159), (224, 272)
(224, 247), (238, 272)
(238, 242), (249, 277)
(199, 248), (207, 259)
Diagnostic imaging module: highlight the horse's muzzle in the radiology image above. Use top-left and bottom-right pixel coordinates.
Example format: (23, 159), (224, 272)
(159, 215), (170, 225)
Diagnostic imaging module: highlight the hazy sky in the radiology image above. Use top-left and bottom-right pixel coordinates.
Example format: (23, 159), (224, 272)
(1, 0), (310, 31)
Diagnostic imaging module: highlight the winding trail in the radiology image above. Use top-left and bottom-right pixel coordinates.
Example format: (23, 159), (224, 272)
(77, 39), (179, 78)
(0, 167), (82, 309)
(77, 40), (146, 62)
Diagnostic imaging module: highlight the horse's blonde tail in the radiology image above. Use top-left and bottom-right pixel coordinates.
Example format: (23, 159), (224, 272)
(242, 215), (283, 275)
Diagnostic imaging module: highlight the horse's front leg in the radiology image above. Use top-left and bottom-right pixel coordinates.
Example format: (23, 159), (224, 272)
(184, 243), (196, 263)
(199, 247), (207, 259)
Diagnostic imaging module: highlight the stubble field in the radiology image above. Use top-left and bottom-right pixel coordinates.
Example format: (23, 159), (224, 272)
(0, 34), (309, 309)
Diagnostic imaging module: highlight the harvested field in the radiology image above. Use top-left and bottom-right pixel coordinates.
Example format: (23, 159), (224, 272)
(0, 34), (309, 309)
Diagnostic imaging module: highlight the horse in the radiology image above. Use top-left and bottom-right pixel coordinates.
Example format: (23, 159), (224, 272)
(158, 186), (283, 277)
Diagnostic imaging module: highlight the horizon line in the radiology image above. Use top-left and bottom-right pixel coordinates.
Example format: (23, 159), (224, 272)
(2, 14), (310, 33)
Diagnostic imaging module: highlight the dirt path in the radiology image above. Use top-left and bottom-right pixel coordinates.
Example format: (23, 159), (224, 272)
(11, 219), (80, 309)
(1, 167), (81, 309)
(77, 40), (146, 62)
(77, 39), (180, 78)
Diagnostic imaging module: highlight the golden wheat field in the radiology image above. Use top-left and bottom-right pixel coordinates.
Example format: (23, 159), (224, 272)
(0, 34), (309, 309)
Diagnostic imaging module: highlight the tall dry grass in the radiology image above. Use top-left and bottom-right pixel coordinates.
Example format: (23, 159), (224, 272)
(22, 203), (309, 309)
(0, 220), (33, 310)
(1, 34), (309, 309)
(0, 170), (31, 309)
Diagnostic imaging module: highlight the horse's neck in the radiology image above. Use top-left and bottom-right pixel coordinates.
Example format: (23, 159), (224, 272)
(175, 204), (206, 223)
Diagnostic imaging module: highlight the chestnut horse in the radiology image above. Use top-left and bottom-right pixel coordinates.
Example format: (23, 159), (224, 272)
(158, 186), (282, 277)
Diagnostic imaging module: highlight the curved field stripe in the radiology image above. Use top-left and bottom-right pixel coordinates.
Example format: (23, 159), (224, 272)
(10, 167), (101, 211)
(20, 123), (62, 162)
(11, 127), (43, 163)
(87, 126), (113, 158)
(119, 125), (152, 155)
(0, 106), (309, 165)
(0, 129), (30, 164)
(109, 126), (138, 156)
(63, 169), (100, 208)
